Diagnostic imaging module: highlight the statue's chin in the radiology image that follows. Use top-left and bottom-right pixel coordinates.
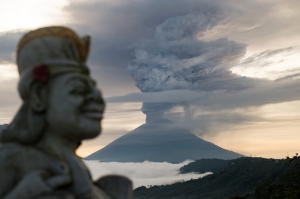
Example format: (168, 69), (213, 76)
(77, 117), (102, 140)
(81, 128), (101, 140)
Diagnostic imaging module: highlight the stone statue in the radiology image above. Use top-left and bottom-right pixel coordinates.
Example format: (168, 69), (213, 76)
(0, 27), (132, 199)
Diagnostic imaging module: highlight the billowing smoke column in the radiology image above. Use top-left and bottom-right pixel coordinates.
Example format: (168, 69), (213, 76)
(142, 103), (174, 123)
(128, 10), (252, 122)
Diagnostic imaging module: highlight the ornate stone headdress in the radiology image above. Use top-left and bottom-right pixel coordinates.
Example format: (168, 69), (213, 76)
(17, 26), (91, 100)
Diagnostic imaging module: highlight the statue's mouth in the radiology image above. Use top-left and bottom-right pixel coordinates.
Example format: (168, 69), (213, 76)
(83, 112), (103, 120)
(81, 104), (104, 120)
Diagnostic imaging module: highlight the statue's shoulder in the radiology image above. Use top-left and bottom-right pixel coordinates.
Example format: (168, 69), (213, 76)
(0, 143), (25, 161)
(0, 143), (31, 182)
(0, 142), (42, 160)
(0, 143), (54, 179)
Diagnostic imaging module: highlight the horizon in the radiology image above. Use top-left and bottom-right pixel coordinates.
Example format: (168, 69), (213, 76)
(0, 0), (300, 159)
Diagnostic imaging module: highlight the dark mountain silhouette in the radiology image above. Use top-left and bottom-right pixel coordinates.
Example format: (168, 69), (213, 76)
(0, 124), (7, 131)
(133, 156), (300, 199)
(0, 124), (7, 141)
(86, 118), (242, 162)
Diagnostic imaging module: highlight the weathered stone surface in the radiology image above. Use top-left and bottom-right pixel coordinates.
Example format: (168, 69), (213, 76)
(95, 175), (133, 199)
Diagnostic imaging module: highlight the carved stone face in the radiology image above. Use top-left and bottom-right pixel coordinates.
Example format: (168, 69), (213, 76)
(46, 72), (105, 141)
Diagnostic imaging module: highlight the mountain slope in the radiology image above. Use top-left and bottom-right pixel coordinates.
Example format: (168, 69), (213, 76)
(133, 156), (300, 199)
(86, 119), (242, 162)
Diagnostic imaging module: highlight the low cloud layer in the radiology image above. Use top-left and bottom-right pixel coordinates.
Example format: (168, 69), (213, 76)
(84, 160), (210, 188)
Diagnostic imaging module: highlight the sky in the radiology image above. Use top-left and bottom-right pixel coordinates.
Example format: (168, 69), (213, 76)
(0, 0), (300, 159)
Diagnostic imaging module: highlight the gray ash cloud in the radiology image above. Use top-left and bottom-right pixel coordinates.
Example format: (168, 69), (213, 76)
(128, 11), (250, 92)
(127, 8), (265, 123)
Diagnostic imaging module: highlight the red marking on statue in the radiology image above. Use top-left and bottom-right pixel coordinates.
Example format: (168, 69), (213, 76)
(33, 64), (50, 83)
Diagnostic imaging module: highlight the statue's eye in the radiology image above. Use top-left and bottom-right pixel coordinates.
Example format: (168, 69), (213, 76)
(70, 85), (88, 95)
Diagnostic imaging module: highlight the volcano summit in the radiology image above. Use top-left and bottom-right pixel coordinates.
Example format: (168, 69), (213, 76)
(86, 117), (242, 162)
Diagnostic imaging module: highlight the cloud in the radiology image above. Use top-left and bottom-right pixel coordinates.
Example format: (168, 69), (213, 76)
(165, 108), (262, 137)
(63, 0), (300, 100)
(107, 77), (300, 136)
(119, 1), (300, 137)
(1, 0), (300, 142)
(127, 10), (252, 93)
(64, 0), (265, 96)
(0, 31), (26, 124)
(84, 160), (210, 188)
(0, 30), (24, 115)
(65, 0), (300, 75)
(0, 30), (24, 64)
(231, 47), (300, 80)
(107, 78), (300, 110)
(239, 47), (296, 67)
(0, 79), (21, 124)
(118, 1), (281, 128)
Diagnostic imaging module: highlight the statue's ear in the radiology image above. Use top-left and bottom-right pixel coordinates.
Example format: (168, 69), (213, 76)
(29, 82), (47, 112)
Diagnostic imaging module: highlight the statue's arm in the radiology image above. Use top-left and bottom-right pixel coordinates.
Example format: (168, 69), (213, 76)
(0, 159), (71, 199)
(93, 175), (133, 199)
(0, 169), (16, 198)
(1, 170), (72, 199)
(2, 170), (53, 199)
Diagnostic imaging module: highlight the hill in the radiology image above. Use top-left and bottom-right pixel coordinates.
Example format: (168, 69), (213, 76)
(134, 156), (300, 199)
(0, 124), (7, 143)
(0, 124), (7, 131)
(179, 158), (228, 174)
(85, 119), (242, 162)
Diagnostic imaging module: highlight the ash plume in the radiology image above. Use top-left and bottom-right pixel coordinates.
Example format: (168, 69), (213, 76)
(127, 9), (260, 122)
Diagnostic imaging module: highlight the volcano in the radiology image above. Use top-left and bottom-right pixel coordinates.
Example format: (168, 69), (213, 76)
(86, 118), (242, 162)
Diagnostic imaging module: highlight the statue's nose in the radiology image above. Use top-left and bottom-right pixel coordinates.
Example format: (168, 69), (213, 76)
(86, 88), (105, 106)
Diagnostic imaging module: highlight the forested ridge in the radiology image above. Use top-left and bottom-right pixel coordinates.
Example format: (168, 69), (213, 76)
(134, 155), (300, 199)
